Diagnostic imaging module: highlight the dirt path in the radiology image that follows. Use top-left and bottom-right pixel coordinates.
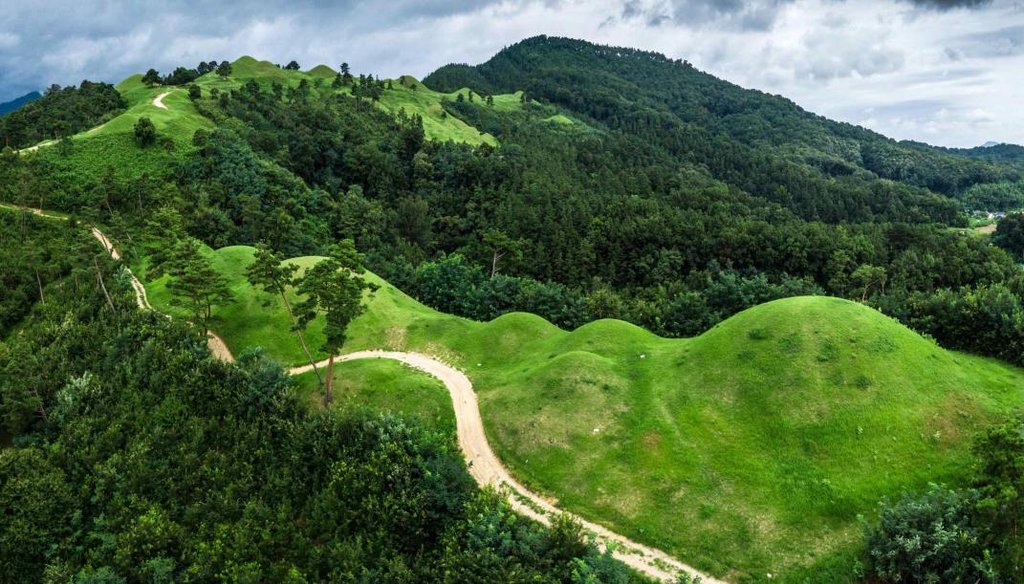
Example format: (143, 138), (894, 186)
(290, 351), (723, 584)
(206, 331), (235, 363)
(153, 91), (171, 110)
(14, 204), (721, 582)
(82, 219), (231, 360)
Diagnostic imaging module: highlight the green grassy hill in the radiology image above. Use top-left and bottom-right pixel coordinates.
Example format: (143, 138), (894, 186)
(20, 56), (523, 205)
(136, 244), (1024, 582)
(31, 56), (518, 163)
(374, 75), (524, 145)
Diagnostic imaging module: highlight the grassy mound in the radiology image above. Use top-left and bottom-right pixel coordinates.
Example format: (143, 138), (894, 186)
(136, 245), (1024, 581)
(292, 359), (454, 437)
(306, 64), (337, 79)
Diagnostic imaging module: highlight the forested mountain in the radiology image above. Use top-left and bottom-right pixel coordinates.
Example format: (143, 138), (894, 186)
(935, 141), (1024, 164)
(0, 91), (41, 116)
(425, 37), (1020, 201)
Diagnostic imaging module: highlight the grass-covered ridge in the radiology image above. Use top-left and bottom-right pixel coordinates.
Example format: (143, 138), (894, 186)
(137, 244), (1024, 582)
(20, 54), (520, 160)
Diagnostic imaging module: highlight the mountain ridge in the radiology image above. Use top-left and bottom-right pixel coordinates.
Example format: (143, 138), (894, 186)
(0, 90), (41, 116)
(424, 35), (1021, 198)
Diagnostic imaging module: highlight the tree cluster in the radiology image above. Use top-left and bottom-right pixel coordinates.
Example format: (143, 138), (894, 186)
(142, 60), (233, 87)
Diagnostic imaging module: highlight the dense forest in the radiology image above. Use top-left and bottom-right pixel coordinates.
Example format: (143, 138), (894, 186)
(0, 82), (125, 149)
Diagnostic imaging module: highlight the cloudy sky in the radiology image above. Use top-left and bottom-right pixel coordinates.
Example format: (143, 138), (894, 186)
(1, 0), (1021, 147)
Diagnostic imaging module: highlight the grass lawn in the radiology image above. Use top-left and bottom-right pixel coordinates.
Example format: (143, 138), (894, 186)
(137, 244), (1024, 583)
(293, 359), (455, 438)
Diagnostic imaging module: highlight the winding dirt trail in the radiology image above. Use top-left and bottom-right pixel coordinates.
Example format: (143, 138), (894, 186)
(152, 91), (171, 110)
(11, 204), (721, 583)
(290, 355), (721, 583)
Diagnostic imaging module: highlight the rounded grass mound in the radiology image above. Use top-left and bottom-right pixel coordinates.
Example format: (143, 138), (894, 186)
(139, 246), (1024, 582)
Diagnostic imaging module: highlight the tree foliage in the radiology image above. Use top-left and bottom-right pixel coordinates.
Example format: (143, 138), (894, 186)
(165, 238), (232, 332)
(133, 116), (157, 147)
(0, 81), (125, 149)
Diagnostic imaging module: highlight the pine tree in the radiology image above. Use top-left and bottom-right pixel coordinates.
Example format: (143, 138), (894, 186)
(166, 239), (232, 334)
(245, 242), (322, 384)
(295, 240), (377, 405)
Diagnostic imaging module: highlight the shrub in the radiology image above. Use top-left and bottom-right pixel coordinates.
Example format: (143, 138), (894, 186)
(133, 117), (156, 147)
(864, 484), (994, 583)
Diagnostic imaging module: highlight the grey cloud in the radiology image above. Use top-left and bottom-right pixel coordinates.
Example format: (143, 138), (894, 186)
(619, 0), (796, 31)
(949, 25), (1024, 58)
(794, 28), (906, 81)
(899, 66), (988, 85)
(865, 98), (953, 117)
(902, 0), (993, 9)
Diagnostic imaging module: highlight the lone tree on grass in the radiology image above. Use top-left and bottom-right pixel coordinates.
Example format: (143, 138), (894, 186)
(187, 84), (201, 100)
(134, 117), (156, 147)
(285, 60), (301, 71)
(295, 240), (377, 406)
(167, 239), (232, 335)
(245, 242), (322, 384)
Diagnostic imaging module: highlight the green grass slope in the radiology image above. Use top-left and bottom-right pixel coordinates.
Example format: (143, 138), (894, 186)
(306, 64), (337, 79)
(292, 359), (455, 437)
(28, 71), (215, 183)
(137, 245), (1024, 582)
(376, 75), (523, 146)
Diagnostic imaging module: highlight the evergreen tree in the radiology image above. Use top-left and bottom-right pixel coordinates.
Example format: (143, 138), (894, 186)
(133, 117), (156, 147)
(142, 68), (161, 86)
(166, 239), (232, 334)
(295, 240), (377, 405)
(245, 242), (322, 384)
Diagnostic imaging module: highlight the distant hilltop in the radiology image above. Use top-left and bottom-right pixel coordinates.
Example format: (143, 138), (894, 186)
(0, 90), (42, 115)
